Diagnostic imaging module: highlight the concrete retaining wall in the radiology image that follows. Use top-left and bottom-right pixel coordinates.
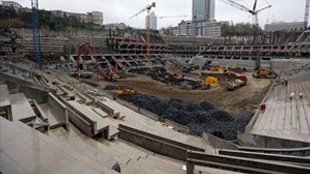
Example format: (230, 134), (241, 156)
(218, 149), (310, 164)
(186, 150), (310, 174)
(116, 97), (190, 134)
(116, 98), (159, 121)
(67, 108), (92, 136)
(48, 93), (69, 130)
(238, 132), (310, 149)
(60, 98), (97, 136)
(118, 124), (204, 160)
(96, 100), (114, 116)
(165, 119), (190, 134)
(202, 131), (239, 150)
(245, 76), (277, 132)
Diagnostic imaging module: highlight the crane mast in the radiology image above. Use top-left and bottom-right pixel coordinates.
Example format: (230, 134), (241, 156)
(305, 0), (310, 29)
(129, 2), (156, 63)
(31, 0), (42, 70)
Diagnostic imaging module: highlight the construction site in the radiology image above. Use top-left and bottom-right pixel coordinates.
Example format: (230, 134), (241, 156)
(1, 0), (310, 174)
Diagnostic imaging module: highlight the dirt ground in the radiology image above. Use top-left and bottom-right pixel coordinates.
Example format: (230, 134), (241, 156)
(98, 68), (272, 118)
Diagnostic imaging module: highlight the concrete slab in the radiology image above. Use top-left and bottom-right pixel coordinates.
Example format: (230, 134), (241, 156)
(48, 123), (188, 174)
(8, 93), (36, 122)
(0, 84), (9, 101)
(67, 100), (109, 132)
(39, 103), (65, 128)
(91, 106), (109, 118)
(250, 69), (310, 143)
(0, 117), (117, 174)
(100, 97), (213, 151)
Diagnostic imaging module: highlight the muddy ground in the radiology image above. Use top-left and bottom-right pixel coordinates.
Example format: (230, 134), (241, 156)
(99, 69), (271, 118)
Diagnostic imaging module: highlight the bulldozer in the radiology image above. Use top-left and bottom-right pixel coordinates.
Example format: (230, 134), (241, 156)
(115, 86), (136, 98)
(252, 69), (277, 79)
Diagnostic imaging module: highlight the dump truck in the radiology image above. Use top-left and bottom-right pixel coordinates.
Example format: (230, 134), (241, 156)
(253, 69), (277, 79)
(226, 75), (247, 91)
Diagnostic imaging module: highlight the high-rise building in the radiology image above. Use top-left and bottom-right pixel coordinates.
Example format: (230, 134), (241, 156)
(192, 0), (215, 36)
(145, 11), (157, 30)
(192, 0), (215, 22)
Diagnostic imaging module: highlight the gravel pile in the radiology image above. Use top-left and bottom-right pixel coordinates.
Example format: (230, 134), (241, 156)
(103, 88), (253, 140)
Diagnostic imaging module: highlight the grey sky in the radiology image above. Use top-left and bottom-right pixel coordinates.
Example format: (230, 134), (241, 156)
(12, 0), (307, 29)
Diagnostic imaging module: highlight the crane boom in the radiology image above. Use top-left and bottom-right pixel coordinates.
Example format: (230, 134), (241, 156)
(158, 15), (190, 19)
(219, 0), (271, 24)
(129, 2), (156, 20)
(129, 8), (147, 20)
(128, 2), (156, 63)
(219, 0), (251, 14)
(252, 0), (257, 12)
(256, 5), (272, 14)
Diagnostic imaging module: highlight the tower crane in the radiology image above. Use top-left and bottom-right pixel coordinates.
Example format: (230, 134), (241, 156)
(305, 0), (310, 29)
(31, 0), (42, 70)
(158, 15), (190, 19)
(129, 2), (156, 62)
(219, 0), (271, 26)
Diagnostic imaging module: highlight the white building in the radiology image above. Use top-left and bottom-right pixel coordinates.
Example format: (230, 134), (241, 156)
(179, 20), (194, 36)
(176, 20), (224, 37)
(1, 1), (22, 11)
(145, 11), (157, 30)
(265, 22), (306, 32)
(51, 10), (104, 25)
(88, 11), (104, 26)
(202, 22), (221, 37)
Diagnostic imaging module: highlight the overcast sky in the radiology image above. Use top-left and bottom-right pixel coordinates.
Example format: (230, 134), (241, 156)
(11, 0), (307, 29)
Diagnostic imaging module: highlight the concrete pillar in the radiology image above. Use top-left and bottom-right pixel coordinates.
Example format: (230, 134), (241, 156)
(103, 127), (109, 140)
(7, 105), (13, 121)
(65, 108), (70, 131)
(186, 162), (195, 174)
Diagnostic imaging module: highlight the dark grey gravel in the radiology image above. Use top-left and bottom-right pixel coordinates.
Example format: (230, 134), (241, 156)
(103, 86), (253, 140)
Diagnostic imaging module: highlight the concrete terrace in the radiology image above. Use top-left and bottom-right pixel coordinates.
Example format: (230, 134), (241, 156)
(0, 117), (118, 174)
(99, 97), (211, 150)
(250, 66), (310, 143)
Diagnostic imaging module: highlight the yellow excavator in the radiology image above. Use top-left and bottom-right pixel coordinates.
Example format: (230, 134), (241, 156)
(253, 69), (277, 79)
(205, 76), (219, 87)
(115, 86), (136, 98)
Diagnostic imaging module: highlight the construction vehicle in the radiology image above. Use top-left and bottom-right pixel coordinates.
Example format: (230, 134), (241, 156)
(226, 79), (246, 91)
(210, 66), (234, 75)
(210, 66), (225, 72)
(226, 75), (247, 91)
(253, 69), (277, 79)
(116, 86), (136, 98)
(101, 66), (119, 81)
(205, 76), (219, 87)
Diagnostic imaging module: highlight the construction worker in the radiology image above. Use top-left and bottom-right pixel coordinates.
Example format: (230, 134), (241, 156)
(300, 93), (303, 99)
